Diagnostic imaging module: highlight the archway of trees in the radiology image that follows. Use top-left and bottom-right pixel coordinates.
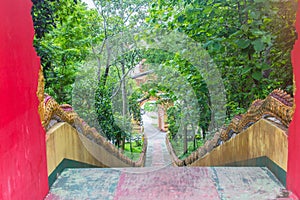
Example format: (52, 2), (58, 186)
(31, 0), (297, 159)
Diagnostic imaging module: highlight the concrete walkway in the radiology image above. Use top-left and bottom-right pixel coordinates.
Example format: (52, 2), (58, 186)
(142, 112), (172, 167)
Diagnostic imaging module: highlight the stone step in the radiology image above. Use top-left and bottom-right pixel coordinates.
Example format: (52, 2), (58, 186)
(45, 166), (286, 200)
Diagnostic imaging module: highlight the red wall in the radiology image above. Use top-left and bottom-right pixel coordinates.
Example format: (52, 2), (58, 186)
(0, 0), (49, 199)
(287, 1), (300, 198)
(0, 0), (299, 199)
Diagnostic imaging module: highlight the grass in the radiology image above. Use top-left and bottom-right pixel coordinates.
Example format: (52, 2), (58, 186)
(123, 141), (143, 161)
(170, 138), (204, 160)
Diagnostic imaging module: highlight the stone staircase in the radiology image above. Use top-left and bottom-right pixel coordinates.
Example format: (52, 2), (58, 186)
(44, 107), (292, 200)
(45, 166), (286, 200)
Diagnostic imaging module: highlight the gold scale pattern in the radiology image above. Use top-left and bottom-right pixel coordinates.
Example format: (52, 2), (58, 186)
(166, 89), (294, 167)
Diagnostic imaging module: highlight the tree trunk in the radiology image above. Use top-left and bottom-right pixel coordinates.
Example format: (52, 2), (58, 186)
(102, 45), (111, 86)
(183, 124), (188, 154)
(191, 123), (196, 150)
(120, 61), (127, 152)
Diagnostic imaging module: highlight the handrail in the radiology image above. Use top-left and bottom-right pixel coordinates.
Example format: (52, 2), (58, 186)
(166, 89), (293, 167)
(43, 94), (147, 168)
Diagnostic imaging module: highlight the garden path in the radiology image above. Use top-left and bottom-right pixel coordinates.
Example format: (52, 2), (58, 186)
(143, 112), (172, 167)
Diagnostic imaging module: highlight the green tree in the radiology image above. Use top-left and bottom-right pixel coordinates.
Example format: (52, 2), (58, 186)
(148, 0), (297, 120)
(32, 0), (101, 103)
(89, 0), (149, 148)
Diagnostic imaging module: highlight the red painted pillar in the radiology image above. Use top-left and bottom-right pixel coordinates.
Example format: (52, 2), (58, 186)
(287, 1), (300, 198)
(0, 0), (49, 199)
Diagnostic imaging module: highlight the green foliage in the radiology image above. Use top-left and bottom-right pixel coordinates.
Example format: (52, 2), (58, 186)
(171, 138), (204, 160)
(167, 105), (181, 139)
(129, 89), (143, 125)
(31, 0), (57, 39)
(148, 0), (297, 120)
(124, 140), (144, 161)
(143, 102), (157, 112)
(95, 84), (125, 145)
(32, 0), (101, 103)
(142, 48), (211, 135)
(33, 0), (297, 155)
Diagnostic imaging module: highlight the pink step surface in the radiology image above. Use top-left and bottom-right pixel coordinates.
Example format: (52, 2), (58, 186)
(45, 166), (287, 200)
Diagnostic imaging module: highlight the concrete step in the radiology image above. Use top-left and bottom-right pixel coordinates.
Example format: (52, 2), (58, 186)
(45, 166), (287, 200)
